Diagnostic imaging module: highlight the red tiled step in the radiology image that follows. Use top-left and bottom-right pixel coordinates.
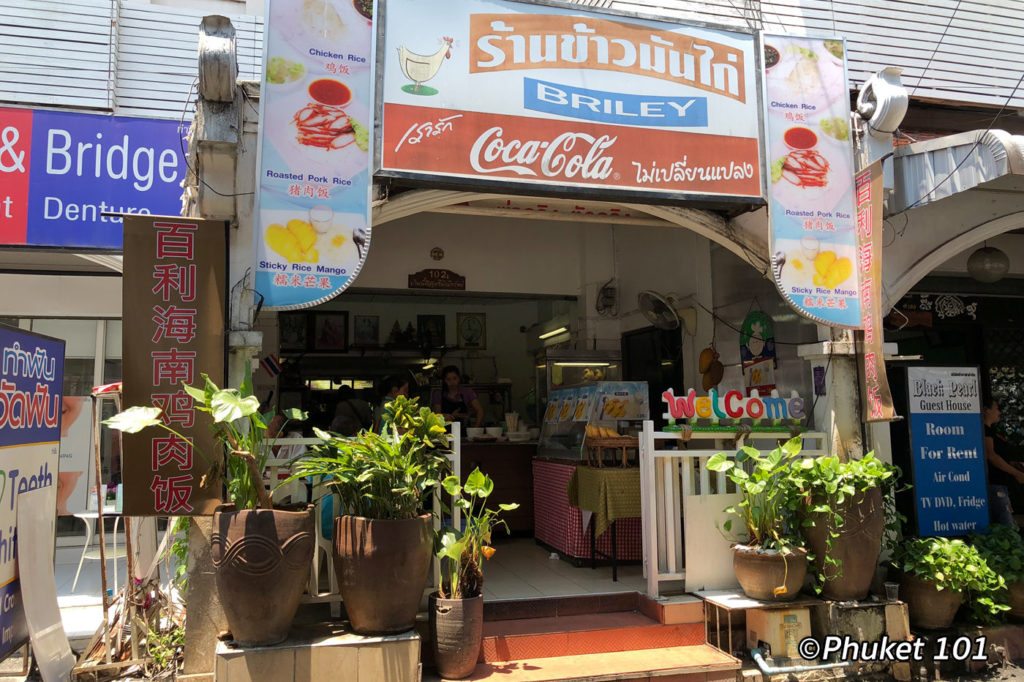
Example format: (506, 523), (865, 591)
(481, 611), (706, 663)
(428, 644), (739, 682)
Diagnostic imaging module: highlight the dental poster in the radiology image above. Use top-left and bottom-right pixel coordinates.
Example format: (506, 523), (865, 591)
(0, 323), (64, 661)
(764, 34), (860, 328)
(255, 0), (376, 309)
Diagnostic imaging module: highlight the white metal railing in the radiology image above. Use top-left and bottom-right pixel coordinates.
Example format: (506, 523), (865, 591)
(639, 422), (826, 598)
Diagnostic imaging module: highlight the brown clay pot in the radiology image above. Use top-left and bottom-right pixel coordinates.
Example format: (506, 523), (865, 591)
(733, 545), (808, 601)
(211, 503), (315, 647)
(803, 487), (885, 601)
(901, 573), (963, 629)
(334, 514), (433, 635)
(430, 593), (483, 679)
(1008, 581), (1024, 619)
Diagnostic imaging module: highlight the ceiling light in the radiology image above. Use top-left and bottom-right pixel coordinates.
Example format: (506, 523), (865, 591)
(554, 362), (610, 367)
(538, 326), (569, 340)
(967, 245), (1010, 283)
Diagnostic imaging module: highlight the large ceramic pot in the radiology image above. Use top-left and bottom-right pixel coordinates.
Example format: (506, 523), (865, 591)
(733, 545), (808, 601)
(211, 503), (316, 646)
(334, 514), (433, 635)
(430, 593), (484, 679)
(1009, 581), (1024, 619)
(901, 573), (963, 629)
(803, 487), (885, 601)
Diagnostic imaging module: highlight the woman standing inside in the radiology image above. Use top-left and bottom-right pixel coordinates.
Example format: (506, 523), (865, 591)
(431, 365), (484, 429)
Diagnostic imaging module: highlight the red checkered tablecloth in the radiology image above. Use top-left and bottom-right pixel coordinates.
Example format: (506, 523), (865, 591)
(533, 459), (642, 561)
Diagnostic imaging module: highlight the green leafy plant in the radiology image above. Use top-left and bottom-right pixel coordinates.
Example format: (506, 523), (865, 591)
(436, 467), (518, 599)
(104, 371), (306, 510)
(786, 450), (904, 591)
(706, 437), (805, 552)
(289, 395), (450, 520)
(894, 536), (1009, 623)
(972, 525), (1024, 586)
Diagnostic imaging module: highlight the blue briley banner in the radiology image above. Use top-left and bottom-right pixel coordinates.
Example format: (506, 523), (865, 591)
(907, 367), (988, 536)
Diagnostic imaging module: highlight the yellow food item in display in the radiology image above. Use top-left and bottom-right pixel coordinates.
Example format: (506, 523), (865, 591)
(331, 235), (346, 247)
(793, 258), (803, 270)
(265, 220), (319, 263)
(811, 250), (853, 289)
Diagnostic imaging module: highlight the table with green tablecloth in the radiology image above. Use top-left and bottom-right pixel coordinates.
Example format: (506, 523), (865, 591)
(565, 465), (641, 580)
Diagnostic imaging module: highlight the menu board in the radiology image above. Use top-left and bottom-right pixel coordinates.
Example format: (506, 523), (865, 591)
(764, 34), (859, 328)
(907, 367), (988, 536)
(254, 0), (376, 309)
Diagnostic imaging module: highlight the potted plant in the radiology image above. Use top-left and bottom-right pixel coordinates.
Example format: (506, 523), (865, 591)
(893, 536), (1007, 628)
(105, 373), (314, 647)
(707, 437), (808, 601)
(289, 395), (450, 635)
(972, 525), (1024, 619)
(788, 451), (902, 600)
(431, 467), (518, 679)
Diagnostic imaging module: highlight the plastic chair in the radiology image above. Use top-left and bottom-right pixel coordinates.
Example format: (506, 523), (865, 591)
(311, 488), (340, 617)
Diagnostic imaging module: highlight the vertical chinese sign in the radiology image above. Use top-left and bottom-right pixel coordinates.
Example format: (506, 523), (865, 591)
(254, 0), (376, 309)
(122, 217), (226, 516)
(764, 34), (860, 328)
(0, 323), (64, 661)
(855, 160), (894, 422)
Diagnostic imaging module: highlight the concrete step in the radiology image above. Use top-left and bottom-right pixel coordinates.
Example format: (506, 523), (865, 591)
(425, 644), (739, 682)
(481, 611), (705, 662)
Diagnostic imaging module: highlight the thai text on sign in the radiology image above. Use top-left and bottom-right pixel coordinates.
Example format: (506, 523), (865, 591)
(122, 216), (226, 516)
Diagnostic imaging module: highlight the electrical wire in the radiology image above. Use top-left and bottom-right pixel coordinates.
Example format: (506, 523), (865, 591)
(177, 77), (255, 199)
(909, 0), (963, 98)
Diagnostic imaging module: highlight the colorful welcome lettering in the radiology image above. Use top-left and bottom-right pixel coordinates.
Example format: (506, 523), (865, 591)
(662, 387), (805, 422)
(469, 14), (746, 102)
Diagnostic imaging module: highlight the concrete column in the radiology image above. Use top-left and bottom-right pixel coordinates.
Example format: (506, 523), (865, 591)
(798, 329), (864, 461)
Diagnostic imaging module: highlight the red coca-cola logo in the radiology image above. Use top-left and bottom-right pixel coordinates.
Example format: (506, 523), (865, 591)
(469, 126), (616, 180)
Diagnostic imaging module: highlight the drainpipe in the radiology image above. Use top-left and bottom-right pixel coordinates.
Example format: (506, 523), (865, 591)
(750, 648), (851, 677)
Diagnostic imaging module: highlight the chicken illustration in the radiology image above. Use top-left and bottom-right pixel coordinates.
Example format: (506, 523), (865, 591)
(397, 37), (453, 93)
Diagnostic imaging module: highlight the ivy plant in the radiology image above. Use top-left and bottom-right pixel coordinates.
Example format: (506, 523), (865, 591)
(893, 536), (1009, 623)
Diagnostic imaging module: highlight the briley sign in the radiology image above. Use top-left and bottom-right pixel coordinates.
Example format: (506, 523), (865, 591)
(379, 0), (761, 202)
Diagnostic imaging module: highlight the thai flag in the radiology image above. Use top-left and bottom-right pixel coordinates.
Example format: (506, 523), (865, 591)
(260, 354), (282, 377)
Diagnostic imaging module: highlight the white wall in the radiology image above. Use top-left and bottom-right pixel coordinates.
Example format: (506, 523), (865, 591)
(0, 274), (122, 317)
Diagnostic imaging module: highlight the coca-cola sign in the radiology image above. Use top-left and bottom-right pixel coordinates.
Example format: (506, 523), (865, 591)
(379, 0), (762, 201)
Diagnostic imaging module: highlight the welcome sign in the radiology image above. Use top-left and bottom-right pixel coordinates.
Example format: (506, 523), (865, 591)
(378, 0), (761, 203)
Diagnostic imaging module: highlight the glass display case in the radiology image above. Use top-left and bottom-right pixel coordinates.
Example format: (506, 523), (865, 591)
(533, 349), (621, 425)
(538, 381), (649, 459)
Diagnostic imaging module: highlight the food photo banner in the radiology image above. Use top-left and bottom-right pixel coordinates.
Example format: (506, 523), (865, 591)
(0, 323), (64, 661)
(906, 366), (988, 537)
(764, 34), (860, 328)
(378, 0), (762, 202)
(0, 108), (186, 249)
(255, 0), (376, 310)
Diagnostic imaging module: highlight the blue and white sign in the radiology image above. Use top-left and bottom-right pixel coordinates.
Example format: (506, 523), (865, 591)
(0, 323), (65, 661)
(907, 366), (988, 536)
(0, 107), (186, 249)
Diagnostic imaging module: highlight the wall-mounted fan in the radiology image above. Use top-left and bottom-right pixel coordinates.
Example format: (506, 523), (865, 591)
(637, 290), (697, 335)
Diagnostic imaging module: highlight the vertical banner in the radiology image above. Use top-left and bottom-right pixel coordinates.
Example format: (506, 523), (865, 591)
(764, 34), (860, 328)
(855, 160), (895, 422)
(254, 0), (376, 310)
(122, 216), (227, 516)
(907, 367), (988, 536)
(0, 323), (64, 661)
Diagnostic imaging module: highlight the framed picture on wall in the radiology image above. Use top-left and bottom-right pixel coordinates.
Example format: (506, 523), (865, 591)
(312, 312), (349, 352)
(457, 313), (486, 349)
(417, 314), (446, 349)
(279, 312), (309, 352)
(353, 315), (379, 346)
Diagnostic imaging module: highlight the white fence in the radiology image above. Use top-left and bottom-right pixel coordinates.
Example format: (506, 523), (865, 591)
(638, 421), (826, 598)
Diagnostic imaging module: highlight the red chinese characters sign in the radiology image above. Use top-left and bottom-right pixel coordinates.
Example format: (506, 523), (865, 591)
(854, 161), (895, 422)
(122, 216), (226, 515)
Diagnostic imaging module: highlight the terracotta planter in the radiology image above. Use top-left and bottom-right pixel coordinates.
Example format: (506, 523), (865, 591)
(803, 487), (885, 601)
(901, 573), (963, 629)
(334, 514), (433, 635)
(733, 545), (808, 601)
(211, 503), (315, 647)
(1008, 581), (1024, 619)
(430, 593), (483, 679)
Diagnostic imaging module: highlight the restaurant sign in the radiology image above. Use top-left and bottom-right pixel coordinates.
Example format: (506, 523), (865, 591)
(764, 34), (860, 328)
(378, 0), (761, 203)
(408, 268), (466, 291)
(662, 387), (806, 428)
(122, 216), (226, 516)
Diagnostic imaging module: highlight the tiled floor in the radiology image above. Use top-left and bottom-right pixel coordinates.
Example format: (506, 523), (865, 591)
(481, 537), (645, 600)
